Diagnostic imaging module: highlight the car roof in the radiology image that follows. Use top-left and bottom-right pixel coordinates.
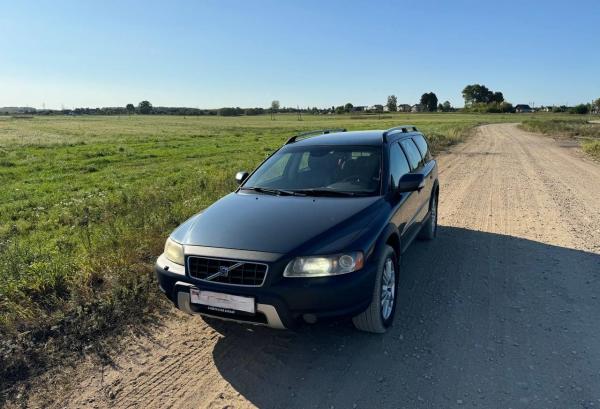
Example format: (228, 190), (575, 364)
(284, 129), (421, 148)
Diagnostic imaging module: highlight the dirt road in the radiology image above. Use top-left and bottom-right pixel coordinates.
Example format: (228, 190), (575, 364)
(54, 123), (600, 409)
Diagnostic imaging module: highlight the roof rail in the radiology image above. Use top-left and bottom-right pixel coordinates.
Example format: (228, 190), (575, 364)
(382, 125), (419, 142)
(285, 128), (347, 145)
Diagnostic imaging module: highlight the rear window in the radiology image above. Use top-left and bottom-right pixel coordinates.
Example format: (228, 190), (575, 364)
(389, 143), (411, 189)
(412, 134), (431, 161)
(400, 139), (422, 170)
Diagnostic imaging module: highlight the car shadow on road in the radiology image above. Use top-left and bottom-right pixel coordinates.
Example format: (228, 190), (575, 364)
(209, 226), (600, 409)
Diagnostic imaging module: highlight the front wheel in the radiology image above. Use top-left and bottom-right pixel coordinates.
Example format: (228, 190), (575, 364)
(352, 245), (398, 333)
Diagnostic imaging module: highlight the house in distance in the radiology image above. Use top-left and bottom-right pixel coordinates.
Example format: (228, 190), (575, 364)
(515, 104), (533, 113)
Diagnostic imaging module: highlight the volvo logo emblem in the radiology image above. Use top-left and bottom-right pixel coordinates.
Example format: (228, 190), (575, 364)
(205, 262), (245, 281)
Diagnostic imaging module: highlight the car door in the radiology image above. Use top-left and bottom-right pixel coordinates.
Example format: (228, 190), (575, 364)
(388, 142), (419, 244)
(399, 138), (429, 236)
(411, 134), (436, 222)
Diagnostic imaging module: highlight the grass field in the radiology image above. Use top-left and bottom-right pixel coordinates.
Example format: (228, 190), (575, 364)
(520, 118), (600, 159)
(0, 112), (572, 391)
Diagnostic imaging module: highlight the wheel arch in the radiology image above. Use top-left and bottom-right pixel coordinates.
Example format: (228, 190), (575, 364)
(373, 223), (401, 261)
(385, 231), (401, 259)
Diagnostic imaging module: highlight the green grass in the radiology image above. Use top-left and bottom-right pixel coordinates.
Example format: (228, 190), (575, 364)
(582, 139), (600, 159)
(520, 117), (600, 159)
(0, 112), (556, 392)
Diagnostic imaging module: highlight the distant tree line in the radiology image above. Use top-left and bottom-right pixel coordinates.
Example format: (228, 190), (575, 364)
(31, 105), (216, 116)
(556, 104), (593, 115)
(3, 94), (598, 117)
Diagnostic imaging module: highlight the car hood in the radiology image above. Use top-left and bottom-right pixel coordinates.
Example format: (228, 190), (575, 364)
(170, 192), (383, 254)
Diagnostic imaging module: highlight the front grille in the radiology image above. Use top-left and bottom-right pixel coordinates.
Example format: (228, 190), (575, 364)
(187, 257), (267, 286)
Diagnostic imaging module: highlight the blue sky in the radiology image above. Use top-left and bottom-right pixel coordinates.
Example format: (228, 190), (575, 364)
(1, 0), (598, 109)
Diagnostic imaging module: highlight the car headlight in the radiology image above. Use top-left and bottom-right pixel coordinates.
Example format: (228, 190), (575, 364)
(284, 252), (364, 278)
(164, 237), (184, 265)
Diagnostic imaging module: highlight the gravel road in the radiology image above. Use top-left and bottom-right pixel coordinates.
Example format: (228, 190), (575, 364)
(54, 123), (600, 409)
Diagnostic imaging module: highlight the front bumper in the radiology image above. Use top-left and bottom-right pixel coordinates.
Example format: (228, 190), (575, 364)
(155, 251), (377, 329)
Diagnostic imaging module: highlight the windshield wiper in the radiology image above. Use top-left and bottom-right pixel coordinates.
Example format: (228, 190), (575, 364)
(240, 186), (305, 196)
(290, 188), (363, 197)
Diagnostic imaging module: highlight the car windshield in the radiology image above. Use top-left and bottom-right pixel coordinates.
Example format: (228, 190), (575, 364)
(242, 145), (382, 196)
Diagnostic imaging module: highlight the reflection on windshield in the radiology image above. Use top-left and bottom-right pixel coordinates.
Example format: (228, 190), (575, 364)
(242, 146), (382, 196)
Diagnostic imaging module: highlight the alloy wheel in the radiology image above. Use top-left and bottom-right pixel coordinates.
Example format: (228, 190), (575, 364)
(381, 258), (396, 320)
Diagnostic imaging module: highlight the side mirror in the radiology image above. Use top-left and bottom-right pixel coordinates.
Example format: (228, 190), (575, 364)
(235, 171), (249, 184)
(397, 173), (425, 193)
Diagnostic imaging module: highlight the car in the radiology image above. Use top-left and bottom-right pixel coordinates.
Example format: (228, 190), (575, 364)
(155, 125), (439, 333)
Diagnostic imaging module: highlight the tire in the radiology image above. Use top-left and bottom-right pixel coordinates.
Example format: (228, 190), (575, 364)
(352, 245), (398, 333)
(418, 189), (438, 240)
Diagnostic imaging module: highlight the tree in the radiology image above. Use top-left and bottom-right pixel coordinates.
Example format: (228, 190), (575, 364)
(270, 100), (280, 119)
(462, 84), (488, 105)
(570, 104), (589, 115)
(335, 105), (345, 114)
(593, 98), (600, 114)
(386, 95), (398, 112)
(499, 102), (513, 113)
(491, 92), (504, 104)
(126, 104), (135, 115)
(462, 84), (505, 106)
(138, 100), (153, 114)
(344, 102), (354, 113)
(270, 100), (280, 112)
(420, 92), (438, 112)
(441, 100), (452, 112)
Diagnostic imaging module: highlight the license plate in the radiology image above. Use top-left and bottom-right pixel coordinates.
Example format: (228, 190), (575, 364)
(189, 288), (255, 314)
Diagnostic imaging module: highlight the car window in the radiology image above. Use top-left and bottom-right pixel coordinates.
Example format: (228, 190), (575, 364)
(243, 145), (382, 195)
(412, 134), (431, 162)
(400, 139), (423, 170)
(298, 152), (310, 171)
(389, 143), (411, 189)
(252, 152), (291, 183)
